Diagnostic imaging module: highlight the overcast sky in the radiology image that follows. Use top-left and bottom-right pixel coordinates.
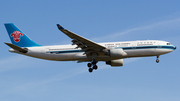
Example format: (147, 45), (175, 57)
(0, 0), (180, 101)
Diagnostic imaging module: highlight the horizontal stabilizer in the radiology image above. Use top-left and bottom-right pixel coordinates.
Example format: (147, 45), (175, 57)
(5, 43), (28, 53)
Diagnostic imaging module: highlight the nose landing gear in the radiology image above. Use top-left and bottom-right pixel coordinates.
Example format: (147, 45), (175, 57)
(156, 55), (159, 63)
(87, 59), (98, 73)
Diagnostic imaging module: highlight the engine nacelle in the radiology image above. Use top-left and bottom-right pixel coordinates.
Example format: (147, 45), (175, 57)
(108, 48), (127, 58)
(106, 59), (123, 66)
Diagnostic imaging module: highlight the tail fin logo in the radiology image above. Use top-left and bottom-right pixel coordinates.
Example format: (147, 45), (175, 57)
(10, 31), (23, 42)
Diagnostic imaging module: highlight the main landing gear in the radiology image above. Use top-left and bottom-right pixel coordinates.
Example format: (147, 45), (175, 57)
(156, 55), (159, 63)
(87, 60), (98, 73)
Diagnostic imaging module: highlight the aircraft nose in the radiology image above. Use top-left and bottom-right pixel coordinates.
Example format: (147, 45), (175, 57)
(174, 46), (177, 50)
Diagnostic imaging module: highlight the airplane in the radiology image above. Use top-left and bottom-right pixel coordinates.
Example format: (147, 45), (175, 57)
(4, 23), (176, 73)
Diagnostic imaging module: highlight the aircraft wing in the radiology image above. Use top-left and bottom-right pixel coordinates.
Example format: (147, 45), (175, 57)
(57, 24), (107, 56)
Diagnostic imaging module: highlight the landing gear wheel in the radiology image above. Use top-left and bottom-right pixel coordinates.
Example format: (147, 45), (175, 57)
(88, 68), (93, 73)
(87, 59), (98, 73)
(93, 65), (98, 70)
(87, 63), (92, 67)
(156, 59), (159, 63)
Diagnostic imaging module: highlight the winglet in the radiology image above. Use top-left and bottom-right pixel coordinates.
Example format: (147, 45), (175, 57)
(57, 24), (64, 30)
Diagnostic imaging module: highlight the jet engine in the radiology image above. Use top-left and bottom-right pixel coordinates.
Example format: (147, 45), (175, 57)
(106, 59), (123, 66)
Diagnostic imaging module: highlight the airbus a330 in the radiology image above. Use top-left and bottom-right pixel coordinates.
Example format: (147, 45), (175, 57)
(4, 23), (176, 72)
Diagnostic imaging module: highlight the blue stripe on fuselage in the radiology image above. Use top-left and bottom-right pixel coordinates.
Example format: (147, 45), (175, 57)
(116, 45), (176, 50)
(46, 45), (176, 54)
(47, 50), (83, 54)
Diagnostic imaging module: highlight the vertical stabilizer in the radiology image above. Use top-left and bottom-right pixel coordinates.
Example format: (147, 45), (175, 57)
(4, 23), (41, 47)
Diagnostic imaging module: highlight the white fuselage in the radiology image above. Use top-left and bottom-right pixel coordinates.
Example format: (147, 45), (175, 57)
(9, 40), (176, 62)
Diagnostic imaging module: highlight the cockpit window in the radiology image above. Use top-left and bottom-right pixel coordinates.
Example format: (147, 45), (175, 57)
(167, 43), (171, 45)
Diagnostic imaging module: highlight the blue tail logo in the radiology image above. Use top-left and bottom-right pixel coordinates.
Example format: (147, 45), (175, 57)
(4, 23), (41, 47)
